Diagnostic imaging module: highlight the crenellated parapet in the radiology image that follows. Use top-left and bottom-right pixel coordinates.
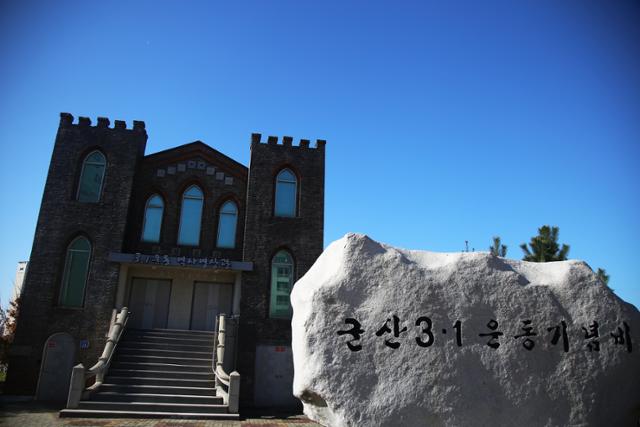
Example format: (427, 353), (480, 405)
(250, 132), (326, 150)
(59, 112), (146, 133)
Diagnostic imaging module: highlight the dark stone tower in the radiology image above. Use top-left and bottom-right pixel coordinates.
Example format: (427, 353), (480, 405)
(5, 113), (147, 394)
(239, 133), (325, 405)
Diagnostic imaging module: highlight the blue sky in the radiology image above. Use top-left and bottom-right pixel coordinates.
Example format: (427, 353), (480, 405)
(0, 0), (638, 309)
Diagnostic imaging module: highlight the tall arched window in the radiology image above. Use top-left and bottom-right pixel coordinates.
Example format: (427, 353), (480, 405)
(216, 201), (238, 248)
(77, 151), (106, 202)
(274, 168), (297, 217)
(270, 250), (294, 318)
(178, 185), (203, 246)
(59, 236), (91, 307)
(141, 194), (164, 243)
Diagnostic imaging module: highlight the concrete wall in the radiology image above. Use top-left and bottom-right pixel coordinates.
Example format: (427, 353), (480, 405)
(168, 281), (194, 329)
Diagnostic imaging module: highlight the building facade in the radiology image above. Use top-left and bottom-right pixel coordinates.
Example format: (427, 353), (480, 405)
(5, 113), (325, 407)
(13, 261), (28, 301)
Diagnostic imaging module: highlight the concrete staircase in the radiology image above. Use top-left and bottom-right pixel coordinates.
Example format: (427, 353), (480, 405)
(60, 328), (238, 419)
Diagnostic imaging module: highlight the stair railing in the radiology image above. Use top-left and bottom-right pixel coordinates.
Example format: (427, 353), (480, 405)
(66, 306), (129, 408)
(213, 314), (240, 413)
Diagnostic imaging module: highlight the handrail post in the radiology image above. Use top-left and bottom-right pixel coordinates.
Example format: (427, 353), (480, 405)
(65, 307), (129, 408)
(213, 314), (240, 414)
(66, 364), (85, 408)
(215, 314), (226, 390)
(228, 371), (240, 413)
(217, 314), (226, 367)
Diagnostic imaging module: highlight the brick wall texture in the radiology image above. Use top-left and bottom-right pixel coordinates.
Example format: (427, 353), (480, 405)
(5, 115), (325, 410)
(5, 114), (147, 394)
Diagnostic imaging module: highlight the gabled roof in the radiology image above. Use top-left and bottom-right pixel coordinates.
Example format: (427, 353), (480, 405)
(143, 141), (248, 180)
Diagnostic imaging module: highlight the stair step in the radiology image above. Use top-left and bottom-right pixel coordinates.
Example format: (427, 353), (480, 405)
(117, 341), (214, 352)
(60, 409), (239, 419)
(57, 327), (236, 420)
(77, 401), (227, 414)
(107, 369), (215, 380)
(121, 335), (214, 347)
(109, 361), (211, 373)
(126, 328), (216, 338)
(90, 392), (223, 405)
(104, 376), (213, 388)
(117, 347), (212, 358)
(114, 354), (212, 366)
(100, 383), (217, 396)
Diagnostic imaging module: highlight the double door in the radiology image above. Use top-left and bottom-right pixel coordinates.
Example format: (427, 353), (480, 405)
(190, 281), (233, 331)
(128, 278), (232, 331)
(128, 278), (171, 330)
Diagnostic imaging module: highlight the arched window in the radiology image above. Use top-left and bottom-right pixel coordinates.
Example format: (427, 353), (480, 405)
(59, 236), (91, 307)
(178, 185), (203, 246)
(141, 194), (164, 243)
(77, 151), (106, 202)
(274, 168), (297, 217)
(216, 201), (238, 248)
(270, 250), (294, 318)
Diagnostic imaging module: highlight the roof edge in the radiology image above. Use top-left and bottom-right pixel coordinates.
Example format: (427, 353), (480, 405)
(143, 141), (248, 178)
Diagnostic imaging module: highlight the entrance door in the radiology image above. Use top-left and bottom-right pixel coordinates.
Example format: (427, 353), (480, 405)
(36, 333), (76, 402)
(128, 278), (171, 329)
(190, 282), (233, 331)
(254, 345), (298, 408)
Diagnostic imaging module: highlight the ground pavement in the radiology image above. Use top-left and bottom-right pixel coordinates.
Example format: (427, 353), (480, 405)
(0, 401), (321, 427)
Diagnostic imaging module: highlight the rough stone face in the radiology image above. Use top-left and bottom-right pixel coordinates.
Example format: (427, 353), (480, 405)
(291, 233), (640, 427)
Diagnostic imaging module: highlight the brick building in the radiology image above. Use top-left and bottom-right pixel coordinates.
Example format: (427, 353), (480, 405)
(5, 113), (325, 412)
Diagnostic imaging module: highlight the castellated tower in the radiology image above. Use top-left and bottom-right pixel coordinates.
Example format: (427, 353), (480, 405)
(5, 113), (147, 395)
(4, 115), (326, 411)
(239, 133), (325, 406)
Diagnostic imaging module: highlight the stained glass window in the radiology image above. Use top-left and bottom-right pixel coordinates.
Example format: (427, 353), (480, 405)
(270, 250), (294, 318)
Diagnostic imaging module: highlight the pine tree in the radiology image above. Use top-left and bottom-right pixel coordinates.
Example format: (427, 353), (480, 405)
(489, 236), (507, 257)
(596, 268), (610, 287)
(520, 225), (569, 262)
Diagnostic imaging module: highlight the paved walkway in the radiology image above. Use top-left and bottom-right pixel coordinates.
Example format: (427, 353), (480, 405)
(0, 402), (321, 427)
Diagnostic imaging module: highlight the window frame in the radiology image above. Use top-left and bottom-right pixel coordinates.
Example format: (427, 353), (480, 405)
(58, 236), (91, 308)
(141, 194), (165, 243)
(269, 249), (295, 319)
(177, 184), (204, 247)
(76, 150), (107, 203)
(274, 168), (298, 218)
(216, 200), (238, 249)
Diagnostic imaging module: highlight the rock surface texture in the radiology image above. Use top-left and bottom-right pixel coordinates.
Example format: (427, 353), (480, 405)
(291, 233), (640, 427)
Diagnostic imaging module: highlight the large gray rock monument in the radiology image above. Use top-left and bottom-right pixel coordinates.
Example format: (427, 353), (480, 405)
(291, 233), (640, 427)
